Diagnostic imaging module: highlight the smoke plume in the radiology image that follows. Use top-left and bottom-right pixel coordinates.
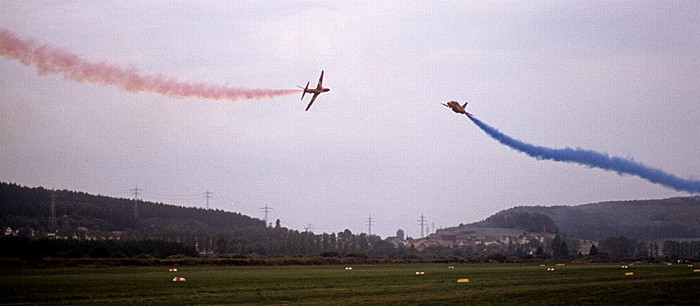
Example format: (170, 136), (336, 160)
(467, 114), (700, 193)
(0, 28), (297, 100)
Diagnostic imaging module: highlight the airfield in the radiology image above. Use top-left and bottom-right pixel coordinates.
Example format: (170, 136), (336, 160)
(2, 263), (699, 305)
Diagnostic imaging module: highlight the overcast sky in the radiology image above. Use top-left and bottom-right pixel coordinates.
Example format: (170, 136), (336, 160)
(1, 1), (699, 238)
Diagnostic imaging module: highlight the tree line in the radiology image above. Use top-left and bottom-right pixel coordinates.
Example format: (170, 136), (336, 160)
(0, 237), (197, 259)
(3, 183), (700, 261)
(0, 182), (264, 233)
(463, 211), (560, 234)
(478, 197), (700, 241)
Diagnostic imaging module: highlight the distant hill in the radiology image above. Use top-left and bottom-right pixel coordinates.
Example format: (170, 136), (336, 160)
(0, 183), (383, 258)
(0, 182), (265, 232)
(455, 197), (700, 241)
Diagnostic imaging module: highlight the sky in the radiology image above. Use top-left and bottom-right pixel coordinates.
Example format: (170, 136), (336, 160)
(1, 1), (699, 239)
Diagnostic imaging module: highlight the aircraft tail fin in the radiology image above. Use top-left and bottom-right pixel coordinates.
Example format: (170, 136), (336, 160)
(300, 81), (310, 100)
(462, 101), (468, 109)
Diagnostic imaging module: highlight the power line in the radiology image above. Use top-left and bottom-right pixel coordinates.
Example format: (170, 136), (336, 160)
(260, 205), (272, 226)
(131, 186), (140, 199)
(139, 190), (202, 198)
(203, 190), (213, 209)
(366, 215), (375, 236)
(130, 186), (140, 220)
(418, 214), (427, 238)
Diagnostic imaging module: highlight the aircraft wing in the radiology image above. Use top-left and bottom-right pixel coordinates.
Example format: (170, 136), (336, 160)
(316, 70), (324, 89)
(305, 93), (319, 111)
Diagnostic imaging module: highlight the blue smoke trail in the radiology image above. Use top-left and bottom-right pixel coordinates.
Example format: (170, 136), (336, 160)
(466, 114), (700, 194)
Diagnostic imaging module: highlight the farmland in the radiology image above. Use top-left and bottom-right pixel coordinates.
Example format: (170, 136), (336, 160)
(1, 263), (698, 305)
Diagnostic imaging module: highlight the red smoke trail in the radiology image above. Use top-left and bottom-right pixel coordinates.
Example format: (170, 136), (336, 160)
(0, 28), (297, 100)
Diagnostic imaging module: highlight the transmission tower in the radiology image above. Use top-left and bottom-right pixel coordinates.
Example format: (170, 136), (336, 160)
(130, 186), (140, 220)
(203, 190), (213, 209)
(304, 223), (314, 232)
(418, 214), (427, 238)
(366, 215), (375, 236)
(260, 205), (273, 226)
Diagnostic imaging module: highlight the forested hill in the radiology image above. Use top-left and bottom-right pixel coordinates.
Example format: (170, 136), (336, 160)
(458, 196), (700, 241)
(0, 182), (264, 232)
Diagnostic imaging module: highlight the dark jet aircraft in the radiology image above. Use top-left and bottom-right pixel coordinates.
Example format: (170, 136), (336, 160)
(442, 100), (472, 116)
(298, 70), (330, 111)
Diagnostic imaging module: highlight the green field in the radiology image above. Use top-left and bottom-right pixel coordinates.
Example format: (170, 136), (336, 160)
(1, 263), (699, 305)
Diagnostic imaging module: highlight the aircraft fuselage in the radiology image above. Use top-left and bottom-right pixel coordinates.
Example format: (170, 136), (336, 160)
(444, 101), (465, 113)
(443, 101), (471, 115)
(299, 71), (329, 111)
(305, 88), (330, 94)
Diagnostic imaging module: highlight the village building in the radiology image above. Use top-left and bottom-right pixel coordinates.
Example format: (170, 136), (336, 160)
(4, 227), (15, 236)
(385, 236), (406, 248)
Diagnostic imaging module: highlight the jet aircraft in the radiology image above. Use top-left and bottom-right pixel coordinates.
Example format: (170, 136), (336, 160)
(298, 70), (330, 111)
(442, 100), (471, 115)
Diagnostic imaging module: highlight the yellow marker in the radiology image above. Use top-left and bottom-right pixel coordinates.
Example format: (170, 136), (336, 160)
(625, 272), (634, 276)
(457, 278), (470, 283)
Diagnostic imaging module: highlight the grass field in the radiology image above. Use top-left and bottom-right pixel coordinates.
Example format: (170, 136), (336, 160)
(1, 263), (699, 305)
